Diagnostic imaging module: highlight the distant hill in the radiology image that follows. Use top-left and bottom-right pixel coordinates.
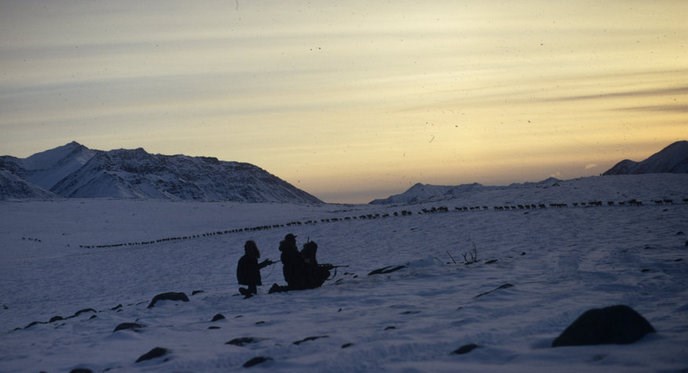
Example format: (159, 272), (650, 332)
(370, 178), (561, 205)
(0, 142), (322, 204)
(604, 141), (688, 175)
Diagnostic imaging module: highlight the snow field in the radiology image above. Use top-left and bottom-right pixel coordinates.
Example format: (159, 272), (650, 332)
(1, 186), (687, 371)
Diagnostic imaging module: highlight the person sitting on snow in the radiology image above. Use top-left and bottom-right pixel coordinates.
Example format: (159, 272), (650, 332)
(236, 240), (273, 297)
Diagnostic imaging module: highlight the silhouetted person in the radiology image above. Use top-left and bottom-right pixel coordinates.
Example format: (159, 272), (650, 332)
(301, 241), (331, 289)
(236, 240), (273, 297)
(278, 233), (307, 290)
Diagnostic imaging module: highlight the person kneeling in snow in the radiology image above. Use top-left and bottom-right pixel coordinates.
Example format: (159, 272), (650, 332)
(236, 240), (273, 297)
(301, 241), (331, 289)
(269, 236), (331, 293)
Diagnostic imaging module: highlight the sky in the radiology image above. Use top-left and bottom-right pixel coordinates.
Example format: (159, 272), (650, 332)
(1, 0), (686, 203)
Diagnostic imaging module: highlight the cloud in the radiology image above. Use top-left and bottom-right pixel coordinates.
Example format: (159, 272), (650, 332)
(618, 105), (688, 113)
(551, 86), (688, 102)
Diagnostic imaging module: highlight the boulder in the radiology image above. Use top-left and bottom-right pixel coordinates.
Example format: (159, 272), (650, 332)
(552, 305), (655, 347)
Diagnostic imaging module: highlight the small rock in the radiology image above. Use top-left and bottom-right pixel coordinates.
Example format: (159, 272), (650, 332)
(242, 356), (272, 368)
(293, 336), (328, 345)
(208, 326), (221, 330)
(69, 368), (93, 373)
(384, 326), (397, 331)
(49, 316), (64, 323)
(111, 304), (123, 311)
(73, 308), (96, 317)
(452, 343), (480, 355)
(341, 343), (354, 349)
(211, 313), (226, 322)
(113, 322), (144, 332)
(147, 292), (189, 308)
(226, 337), (261, 346)
(135, 347), (169, 363)
(484, 259), (498, 264)
(192, 290), (205, 296)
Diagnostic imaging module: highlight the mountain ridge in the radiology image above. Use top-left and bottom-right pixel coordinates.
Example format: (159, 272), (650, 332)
(372, 141), (687, 205)
(604, 140), (688, 175)
(0, 142), (322, 204)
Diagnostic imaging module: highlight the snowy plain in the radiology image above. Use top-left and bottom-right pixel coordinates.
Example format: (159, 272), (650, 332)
(1, 174), (687, 372)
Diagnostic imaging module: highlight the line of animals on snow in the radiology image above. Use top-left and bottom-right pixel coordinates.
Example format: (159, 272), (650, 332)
(76, 197), (688, 249)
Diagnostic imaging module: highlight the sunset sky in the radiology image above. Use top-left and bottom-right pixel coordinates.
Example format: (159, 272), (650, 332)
(1, 1), (686, 203)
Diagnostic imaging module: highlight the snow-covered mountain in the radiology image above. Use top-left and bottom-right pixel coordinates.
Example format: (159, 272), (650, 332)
(0, 170), (55, 200)
(373, 141), (688, 205)
(0, 142), (322, 204)
(604, 140), (688, 175)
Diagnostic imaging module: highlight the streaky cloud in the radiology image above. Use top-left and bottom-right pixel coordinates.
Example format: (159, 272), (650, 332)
(551, 85), (688, 102)
(618, 104), (688, 114)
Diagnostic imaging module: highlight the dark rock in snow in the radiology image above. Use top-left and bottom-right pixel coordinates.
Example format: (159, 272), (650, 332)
(552, 305), (656, 347)
(484, 259), (498, 264)
(243, 356), (272, 368)
(72, 308), (97, 317)
(111, 304), (123, 311)
(211, 313), (226, 322)
(69, 368), (93, 373)
(208, 326), (221, 330)
(368, 265), (407, 276)
(384, 326), (397, 331)
(147, 292), (189, 308)
(226, 337), (262, 346)
(293, 335), (329, 345)
(452, 343), (480, 355)
(113, 322), (144, 332)
(135, 347), (169, 363)
(341, 343), (354, 349)
(49, 316), (64, 323)
(192, 290), (205, 296)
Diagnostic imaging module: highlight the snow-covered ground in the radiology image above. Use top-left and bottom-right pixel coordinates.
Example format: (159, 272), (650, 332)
(1, 175), (687, 372)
